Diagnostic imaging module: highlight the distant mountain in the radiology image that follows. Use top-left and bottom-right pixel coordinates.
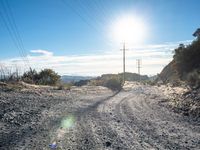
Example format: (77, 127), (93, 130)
(61, 75), (94, 83)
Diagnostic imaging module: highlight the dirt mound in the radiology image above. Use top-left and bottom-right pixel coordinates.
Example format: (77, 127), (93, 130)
(158, 84), (200, 120)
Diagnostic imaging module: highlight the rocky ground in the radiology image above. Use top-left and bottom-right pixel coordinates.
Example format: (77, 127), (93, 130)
(157, 84), (200, 121)
(0, 82), (200, 150)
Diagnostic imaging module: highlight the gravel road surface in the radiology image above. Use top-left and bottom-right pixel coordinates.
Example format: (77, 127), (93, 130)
(1, 82), (200, 150)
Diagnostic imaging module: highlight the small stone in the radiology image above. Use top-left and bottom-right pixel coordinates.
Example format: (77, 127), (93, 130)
(105, 141), (112, 147)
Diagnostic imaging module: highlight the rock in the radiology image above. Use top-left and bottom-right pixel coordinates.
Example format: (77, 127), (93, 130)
(0, 82), (7, 86)
(105, 141), (112, 147)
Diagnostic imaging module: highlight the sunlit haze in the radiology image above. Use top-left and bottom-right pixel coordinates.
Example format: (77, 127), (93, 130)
(111, 15), (147, 45)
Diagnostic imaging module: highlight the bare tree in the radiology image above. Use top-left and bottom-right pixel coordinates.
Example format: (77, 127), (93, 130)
(0, 64), (22, 82)
(0, 64), (6, 81)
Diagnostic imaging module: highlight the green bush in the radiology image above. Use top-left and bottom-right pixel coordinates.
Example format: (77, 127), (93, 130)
(37, 69), (60, 85)
(89, 78), (105, 86)
(89, 75), (122, 91)
(22, 68), (60, 86)
(187, 70), (200, 88)
(74, 80), (89, 86)
(174, 39), (200, 77)
(57, 83), (72, 90)
(22, 68), (39, 84)
(104, 78), (122, 91)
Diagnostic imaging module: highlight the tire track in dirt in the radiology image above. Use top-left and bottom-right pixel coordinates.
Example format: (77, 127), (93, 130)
(121, 85), (200, 150)
(113, 93), (158, 150)
(96, 91), (143, 149)
(47, 90), (118, 150)
(73, 84), (200, 150)
(97, 93), (131, 149)
(21, 83), (200, 150)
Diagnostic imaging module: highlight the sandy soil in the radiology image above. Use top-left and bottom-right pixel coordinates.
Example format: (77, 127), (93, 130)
(0, 82), (199, 150)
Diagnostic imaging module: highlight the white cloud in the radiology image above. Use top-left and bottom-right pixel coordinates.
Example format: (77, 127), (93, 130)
(30, 49), (53, 56)
(0, 40), (192, 76)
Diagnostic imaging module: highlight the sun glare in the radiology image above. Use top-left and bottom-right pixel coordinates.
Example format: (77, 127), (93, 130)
(111, 15), (147, 44)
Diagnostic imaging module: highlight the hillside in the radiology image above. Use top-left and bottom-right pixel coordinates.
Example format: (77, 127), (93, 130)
(157, 29), (200, 119)
(119, 72), (149, 81)
(158, 29), (200, 87)
(100, 72), (149, 81)
(158, 60), (180, 84)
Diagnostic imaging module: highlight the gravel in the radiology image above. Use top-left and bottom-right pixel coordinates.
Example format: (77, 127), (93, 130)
(0, 82), (200, 150)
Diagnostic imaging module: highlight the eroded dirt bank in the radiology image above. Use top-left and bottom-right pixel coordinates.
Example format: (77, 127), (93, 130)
(0, 83), (200, 150)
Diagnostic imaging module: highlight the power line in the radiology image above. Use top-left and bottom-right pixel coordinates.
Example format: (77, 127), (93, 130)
(0, 0), (30, 68)
(4, 0), (27, 58)
(5, 0), (30, 66)
(61, 0), (98, 33)
(60, 0), (115, 47)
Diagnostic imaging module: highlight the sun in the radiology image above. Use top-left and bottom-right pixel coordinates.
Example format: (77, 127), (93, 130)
(111, 15), (147, 44)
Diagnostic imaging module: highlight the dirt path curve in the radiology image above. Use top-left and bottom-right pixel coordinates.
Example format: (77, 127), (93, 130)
(4, 83), (200, 150)
(46, 83), (200, 150)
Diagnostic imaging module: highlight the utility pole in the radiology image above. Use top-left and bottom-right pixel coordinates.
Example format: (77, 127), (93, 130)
(121, 42), (128, 85)
(136, 59), (142, 82)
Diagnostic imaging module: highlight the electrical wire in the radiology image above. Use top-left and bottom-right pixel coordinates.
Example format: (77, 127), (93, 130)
(0, 0), (30, 69)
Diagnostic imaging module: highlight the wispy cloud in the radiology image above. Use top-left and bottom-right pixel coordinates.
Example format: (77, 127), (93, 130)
(0, 40), (192, 76)
(30, 49), (53, 56)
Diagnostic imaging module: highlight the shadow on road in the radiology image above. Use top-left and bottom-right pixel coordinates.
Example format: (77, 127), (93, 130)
(74, 90), (121, 118)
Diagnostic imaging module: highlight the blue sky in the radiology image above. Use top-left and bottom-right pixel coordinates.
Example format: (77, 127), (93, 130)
(0, 0), (199, 75)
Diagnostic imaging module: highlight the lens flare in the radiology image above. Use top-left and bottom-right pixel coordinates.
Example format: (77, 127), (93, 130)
(49, 115), (76, 149)
(61, 115), (75, 129)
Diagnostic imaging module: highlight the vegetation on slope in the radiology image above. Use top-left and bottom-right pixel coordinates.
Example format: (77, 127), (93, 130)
(158, 28), (200, 119)
(86, 72), (149, 91)
(89, 74), (122, 91)
(0, 68), (61, 86)
(118, 72), (149, 81)
(159, 28), (200, 87)
(22, 68), (60, 86)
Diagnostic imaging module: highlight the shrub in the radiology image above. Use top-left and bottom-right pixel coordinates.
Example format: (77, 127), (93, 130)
(104, 78), (122, 91)
(22, 68), (60, 86)
(89, 79), (104, 86)
(0, 66), (21, 82)
(57, 84), (65, 90)
(74, 80), (89, 86)
(174, 39), (200, 78)
(37, 69), (60, 86)
(89, 75), (122, 91)
(143, 80), (155, 86)
(22, 68), (39, 84)
(57, 83), (72, 90)
(187, 70), (200, 88)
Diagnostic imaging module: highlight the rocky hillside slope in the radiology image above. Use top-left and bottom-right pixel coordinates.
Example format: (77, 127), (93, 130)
(156, 29), (200, 120)
(158, 38), (200, 86)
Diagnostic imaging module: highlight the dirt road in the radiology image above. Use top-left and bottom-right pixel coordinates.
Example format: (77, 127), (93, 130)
(1, 83), (200, 149)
